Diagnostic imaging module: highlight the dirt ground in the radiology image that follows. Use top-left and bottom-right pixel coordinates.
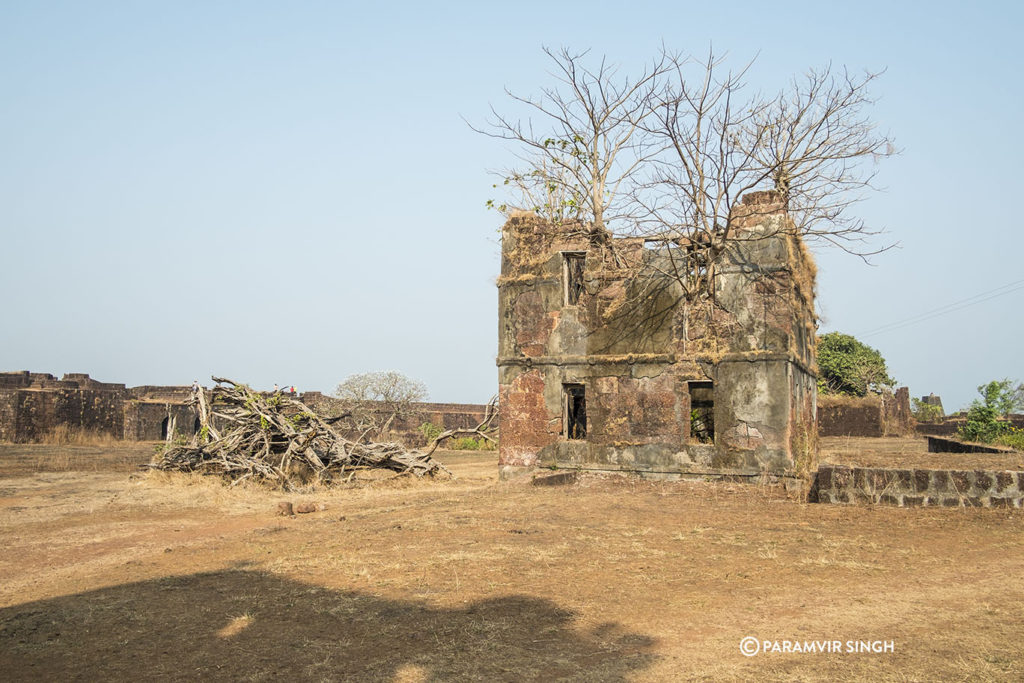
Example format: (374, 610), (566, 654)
(1, 442), (1022, 681)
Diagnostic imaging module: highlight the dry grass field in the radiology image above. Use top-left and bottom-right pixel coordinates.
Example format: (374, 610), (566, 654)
(1, 440), (1022, 681)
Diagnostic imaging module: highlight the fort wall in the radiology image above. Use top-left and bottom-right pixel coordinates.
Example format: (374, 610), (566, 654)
(0, 372), (490, 447)
(817, 387), (913, 437)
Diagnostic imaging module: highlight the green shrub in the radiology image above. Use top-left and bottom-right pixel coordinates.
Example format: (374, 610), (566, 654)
(910, 398), (944, 423)
(958, 379), (1024, 444)
(959, 404), (1007, 443)
(995, 428), (1024, 451)
(417, 422), (444, 446)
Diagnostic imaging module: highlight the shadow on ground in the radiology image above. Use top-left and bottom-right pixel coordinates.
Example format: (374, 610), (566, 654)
(0, 568), (656, 681)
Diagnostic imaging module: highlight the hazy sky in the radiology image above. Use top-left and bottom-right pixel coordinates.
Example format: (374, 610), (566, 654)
(1, 1), (1021, 411)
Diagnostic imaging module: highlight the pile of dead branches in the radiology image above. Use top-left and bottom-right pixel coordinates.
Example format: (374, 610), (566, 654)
(148, 378), (452, 488)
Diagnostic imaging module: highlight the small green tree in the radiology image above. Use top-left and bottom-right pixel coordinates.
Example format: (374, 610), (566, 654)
(816, 332), (895, 397)
(959, 379), (1024, 443)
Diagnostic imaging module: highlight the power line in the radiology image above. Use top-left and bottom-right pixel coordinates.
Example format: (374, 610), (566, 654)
(861, 278), (1024, 338)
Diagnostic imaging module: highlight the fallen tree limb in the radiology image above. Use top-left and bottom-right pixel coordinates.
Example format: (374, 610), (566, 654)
(423, 396), (499, 457)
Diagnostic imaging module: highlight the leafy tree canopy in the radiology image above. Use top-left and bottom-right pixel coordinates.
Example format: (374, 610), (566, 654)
(817, 332), (895, 397)
(973, 379), (1024, 417)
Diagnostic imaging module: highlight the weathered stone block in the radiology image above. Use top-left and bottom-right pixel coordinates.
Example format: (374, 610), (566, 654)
(878, 493), (900, 506)
(840, 490), (870, 504)
(950, 471), (971, 493)
(833, 466), (854, 488)
(931, 470), (950, 493)
(914, 470), (931, 493)
(532, 471), (578, 486)
(995, 471), (1015, 493)
(973, 471), (993, 493)
(815, 467), (833, 490)
(903, 495), (924, 507)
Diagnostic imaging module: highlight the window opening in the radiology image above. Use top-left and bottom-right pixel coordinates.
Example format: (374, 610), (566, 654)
(684, 243), (709, 288)
(689, 381), (714, 443)
(563, 252), (586, 306)
(564, 383), (586, 439)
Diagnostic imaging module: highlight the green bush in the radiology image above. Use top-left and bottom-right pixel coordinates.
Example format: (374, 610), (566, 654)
(958, 379), (1024, 444)
(959, 403), (1007, 443)
(995, 428), (1024, 451)
(910, 398), (944, 423)
(417, 422), (444, 446)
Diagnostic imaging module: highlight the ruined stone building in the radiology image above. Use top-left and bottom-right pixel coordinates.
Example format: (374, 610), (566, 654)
(497, 191), (818, 480)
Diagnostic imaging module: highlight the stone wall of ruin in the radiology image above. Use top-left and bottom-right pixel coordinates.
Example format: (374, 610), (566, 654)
(0, 372), (132, 442)
(914, 414), (1024, 437)
(812, 464), (1023, 508)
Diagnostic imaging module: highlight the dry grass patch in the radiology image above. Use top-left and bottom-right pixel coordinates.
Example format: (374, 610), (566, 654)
(37, 425), (124, 447)
(0, 444), (1022, 680)
(820, 435), (1024, 469)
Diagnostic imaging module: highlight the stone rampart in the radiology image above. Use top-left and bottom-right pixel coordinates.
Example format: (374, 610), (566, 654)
(0, 372), (491, 445)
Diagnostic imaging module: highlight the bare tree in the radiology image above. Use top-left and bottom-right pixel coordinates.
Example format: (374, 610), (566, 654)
(482, 47), (897, 301)
(477, 47), (669, 241)
(333, 371), (428, 442)
(633, 50), (771, 301)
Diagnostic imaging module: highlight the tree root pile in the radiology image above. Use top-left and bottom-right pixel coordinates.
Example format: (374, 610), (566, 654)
(148, 378), (451, 488)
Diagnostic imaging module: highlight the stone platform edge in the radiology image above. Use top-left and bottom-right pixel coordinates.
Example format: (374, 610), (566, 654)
(811, 464), (1023, 508)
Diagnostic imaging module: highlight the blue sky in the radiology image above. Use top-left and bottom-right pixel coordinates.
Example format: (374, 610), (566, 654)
(1, 1), (1021, 411)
